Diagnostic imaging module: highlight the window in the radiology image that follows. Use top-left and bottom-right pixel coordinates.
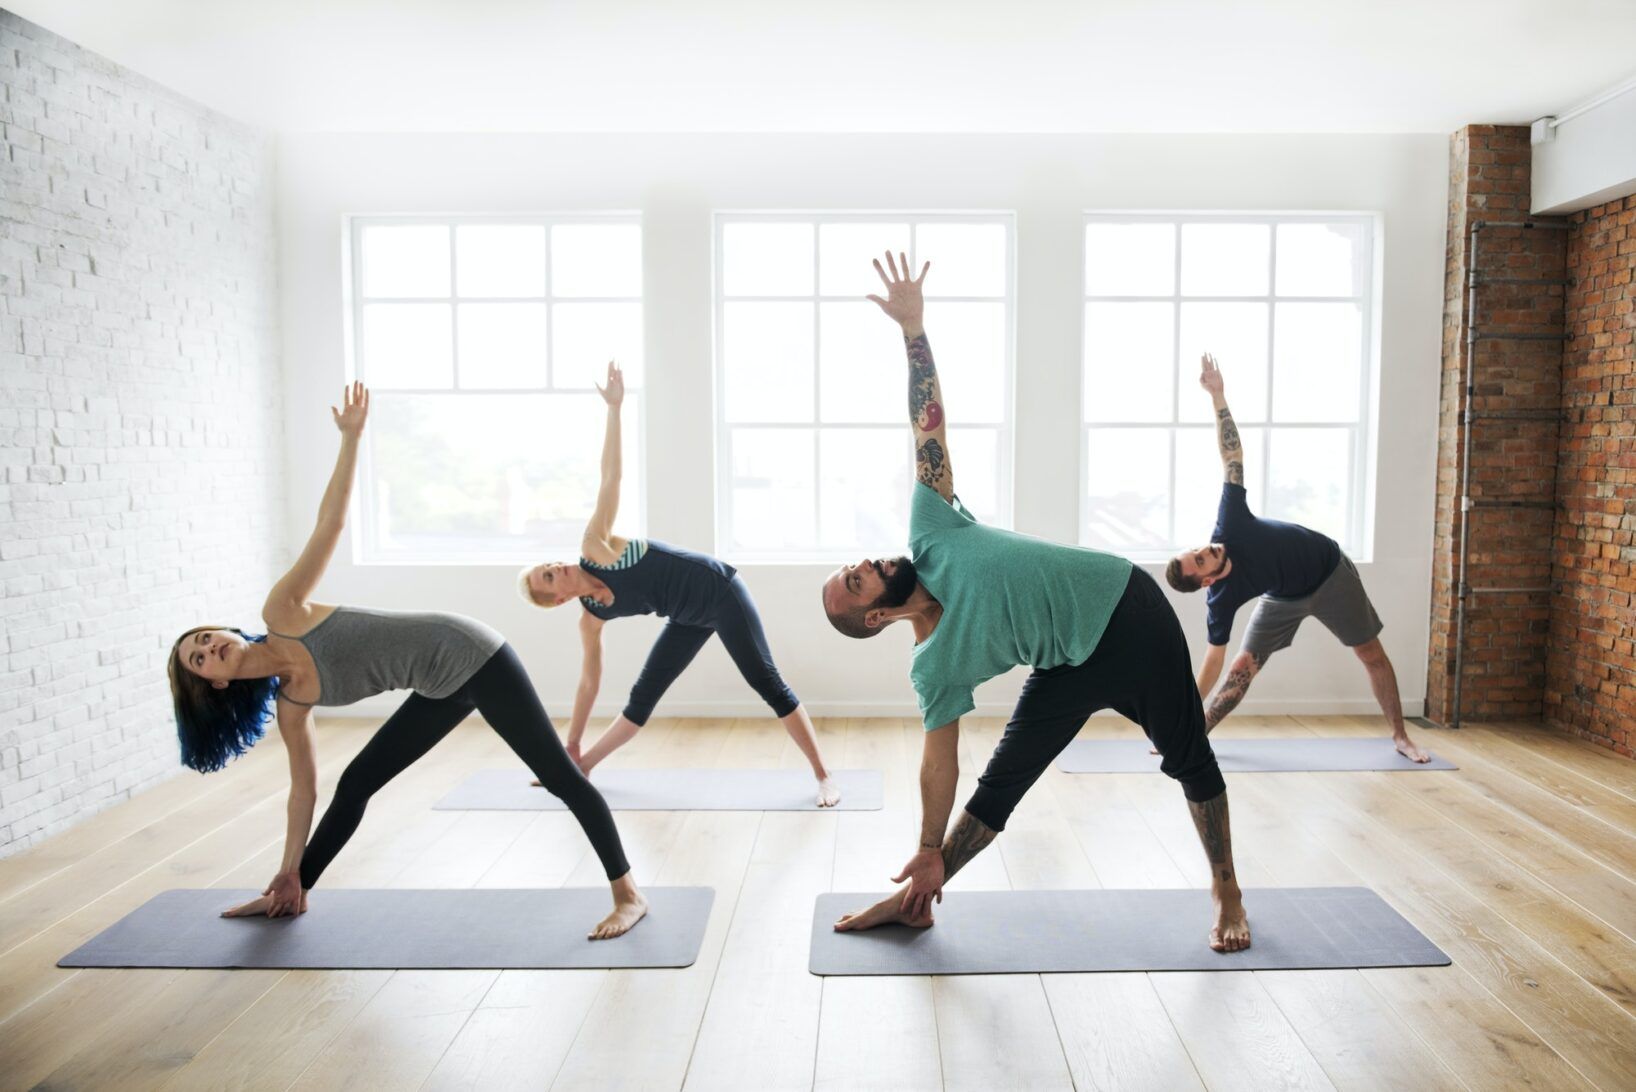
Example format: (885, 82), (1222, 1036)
(715, 214), (1013, 561)
(1081, 213), (1376, 558)
(347, 216), (644, 564)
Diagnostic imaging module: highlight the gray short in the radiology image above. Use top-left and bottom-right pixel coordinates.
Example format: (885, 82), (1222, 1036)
(1240, 555), (1382, 660)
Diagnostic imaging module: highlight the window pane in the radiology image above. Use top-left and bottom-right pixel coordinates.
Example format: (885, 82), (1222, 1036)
(361, 303), (453, 388)
(949, 426), (1000, 524)
(916, 222), (1006, 297)
(552, 302), (644, 389)
(1085, 429), (1170, 550)
(1276, 221), (1368, 298)
(1267, 428), (1351, 540)
(819, 301), (901, 423)
(457, 303), (547, 389)
(360, 224), (449, 298)
(456, 225), (545, 298)
(819, 430), (911, 551)
(1084, 302), (1174, 423)
(1174, 426), (1267, 545)
(723, 302), (815, 423)
(723, 222), (814, 297)
(1273, 301), (1362, 422)
(820, 222), (911, 297)
(369, 392), (641, 555)
(1085, 222), (1175, 296)
(1180, 223), (1270, 297)
(551, 223), (642, 298)
(923, 302), (1005, 424)
(729, 428), (816, 552)
(1178, 302), (1269, 423)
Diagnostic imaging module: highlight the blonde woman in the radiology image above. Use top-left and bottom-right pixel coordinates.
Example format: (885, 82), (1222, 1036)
(518, 363), (839, 807)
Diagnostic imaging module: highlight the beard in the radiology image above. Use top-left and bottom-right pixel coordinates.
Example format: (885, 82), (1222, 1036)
(873, 556), (918, 609)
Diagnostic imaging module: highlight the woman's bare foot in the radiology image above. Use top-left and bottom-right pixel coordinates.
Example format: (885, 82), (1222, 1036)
(1394, 734), (1430, 763)
(833, 891), (934, 932)
(589, 876), (648, 940)
(816, 776), (841, 808)
(1210, 892), (1251, 952)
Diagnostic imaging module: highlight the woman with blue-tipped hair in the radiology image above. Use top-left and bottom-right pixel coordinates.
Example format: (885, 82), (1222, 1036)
(167, 382), (646, 939)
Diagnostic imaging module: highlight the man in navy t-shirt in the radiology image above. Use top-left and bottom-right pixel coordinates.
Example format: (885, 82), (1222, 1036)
(1163, 353), (1428, 763)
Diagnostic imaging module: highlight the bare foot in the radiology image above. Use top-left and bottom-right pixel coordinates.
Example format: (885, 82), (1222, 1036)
(1394, 734), (1430, 763)
(816, 776), (841, 808)
(589, 892), (648, 940)
(833, 891), (934, 932)
(1210, 894), (1251, 953)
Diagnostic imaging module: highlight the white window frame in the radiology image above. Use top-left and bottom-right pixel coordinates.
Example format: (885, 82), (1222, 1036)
(1079, 211), (1379, 561)
(712, 211), (1016, 564)
(344, 212), (646, 566)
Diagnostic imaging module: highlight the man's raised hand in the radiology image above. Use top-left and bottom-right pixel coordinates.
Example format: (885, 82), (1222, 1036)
(866, 251), (930, 332)
(1199, 352), (1225, 398)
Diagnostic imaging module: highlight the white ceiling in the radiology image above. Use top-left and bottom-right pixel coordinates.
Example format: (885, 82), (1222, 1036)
(13, 0), (1636, 134)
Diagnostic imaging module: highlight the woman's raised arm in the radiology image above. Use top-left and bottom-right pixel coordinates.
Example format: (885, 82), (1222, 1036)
(264, 382), (369, 619)
(583, 362), (624, 548)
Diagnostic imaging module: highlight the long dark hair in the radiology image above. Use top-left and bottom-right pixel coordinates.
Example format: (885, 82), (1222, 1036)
(167, 626), (279, 773)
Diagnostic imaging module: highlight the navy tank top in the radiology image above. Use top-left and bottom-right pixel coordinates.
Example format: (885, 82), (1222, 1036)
(579, 539), (737, 628)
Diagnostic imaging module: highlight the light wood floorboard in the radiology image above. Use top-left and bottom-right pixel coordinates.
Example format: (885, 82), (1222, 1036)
(0, 714), (1632, 1090)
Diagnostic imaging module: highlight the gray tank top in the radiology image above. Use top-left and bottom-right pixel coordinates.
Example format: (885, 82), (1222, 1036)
(274, 607), (504, 708)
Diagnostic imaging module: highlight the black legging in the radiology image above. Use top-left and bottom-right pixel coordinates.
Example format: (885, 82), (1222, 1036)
(299, 643), (629, 888)
(965, 567), (1226, 833)
(622, 574), (800, 726)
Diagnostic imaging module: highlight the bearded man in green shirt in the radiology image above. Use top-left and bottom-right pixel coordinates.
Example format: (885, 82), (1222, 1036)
(820, 253), (1250, 954)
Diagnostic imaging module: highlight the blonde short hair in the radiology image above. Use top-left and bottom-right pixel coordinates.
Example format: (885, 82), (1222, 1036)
(516, 564), (556, 609)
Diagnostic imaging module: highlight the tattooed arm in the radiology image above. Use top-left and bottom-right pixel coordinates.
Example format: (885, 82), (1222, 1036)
(1204, 649), (1264, 732)
(1198, 352), (1244, 486)
(892, 720), (969, 918)
(868, 251), (954, 502)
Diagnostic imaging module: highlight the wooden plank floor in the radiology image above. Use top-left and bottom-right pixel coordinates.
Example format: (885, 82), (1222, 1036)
(1, 714), (1633, 1091)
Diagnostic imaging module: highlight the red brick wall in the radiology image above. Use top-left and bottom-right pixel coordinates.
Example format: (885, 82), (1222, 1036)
(1426, 126), (1567, 725)
(1546, 196), (1636, 755)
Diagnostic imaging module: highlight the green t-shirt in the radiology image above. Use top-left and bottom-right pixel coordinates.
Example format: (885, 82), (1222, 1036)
(908, 483), (1133, 732)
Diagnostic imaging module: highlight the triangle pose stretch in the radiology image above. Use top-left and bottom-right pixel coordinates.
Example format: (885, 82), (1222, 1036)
(167, 384), (648, 939)
(821, 254), (1252, 953)
(516, 362), (841, 807)
(1164, 353), (1428, 764)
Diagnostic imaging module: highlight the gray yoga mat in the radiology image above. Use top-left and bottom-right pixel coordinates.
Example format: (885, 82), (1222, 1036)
(1055, 737), (1456, 774)
(435, 767), (883, 811)
(810, 887), (1448, 975)
(59, 887), (714, 969)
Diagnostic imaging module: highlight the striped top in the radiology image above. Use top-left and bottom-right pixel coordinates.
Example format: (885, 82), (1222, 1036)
(580, 539), (648, 609)
(577, 539), (737, 627)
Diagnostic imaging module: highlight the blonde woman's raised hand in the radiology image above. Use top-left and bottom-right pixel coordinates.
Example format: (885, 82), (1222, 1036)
(595, 361), (625, 407)
(332, 381), (370, 436)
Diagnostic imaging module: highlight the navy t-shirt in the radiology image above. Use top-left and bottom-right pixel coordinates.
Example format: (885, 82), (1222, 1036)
(1204, 484), (1342, 646)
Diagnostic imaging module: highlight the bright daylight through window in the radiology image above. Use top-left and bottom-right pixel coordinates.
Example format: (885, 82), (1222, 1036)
(715, 215), (1013, 561)
(348, 217), (644, 563)
(1082, 214), (1377, 558)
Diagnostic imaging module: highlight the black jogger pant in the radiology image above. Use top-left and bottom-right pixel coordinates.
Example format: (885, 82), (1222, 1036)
(964, 566), (1227, 833)
(622, 574), (800, 726)
(299, 643), (629, 888)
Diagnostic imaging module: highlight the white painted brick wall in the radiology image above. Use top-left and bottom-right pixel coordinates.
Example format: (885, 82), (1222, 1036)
(0, 12), (285, 856)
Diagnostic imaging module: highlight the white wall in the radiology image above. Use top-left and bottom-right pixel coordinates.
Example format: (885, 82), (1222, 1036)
(1533, 86), (1636, 214)
(0, 13), (283, 855)
(278, 132), (1446, 722)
